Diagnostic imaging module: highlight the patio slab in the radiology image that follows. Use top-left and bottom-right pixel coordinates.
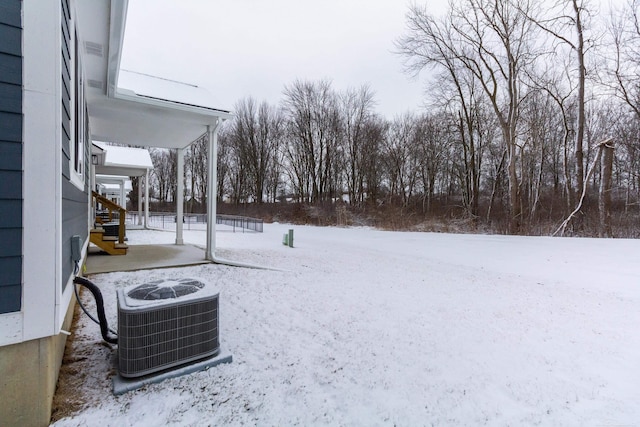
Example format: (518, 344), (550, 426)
(85, 244), (211, 274)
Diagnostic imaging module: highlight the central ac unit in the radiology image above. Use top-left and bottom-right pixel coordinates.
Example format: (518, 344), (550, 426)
(116, 278), (219, 378)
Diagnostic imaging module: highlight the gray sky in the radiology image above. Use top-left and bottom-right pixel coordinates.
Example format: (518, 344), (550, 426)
(120, 0), (450, 118)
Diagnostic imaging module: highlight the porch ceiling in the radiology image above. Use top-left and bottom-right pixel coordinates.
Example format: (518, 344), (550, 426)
(88, 94), (229, 150)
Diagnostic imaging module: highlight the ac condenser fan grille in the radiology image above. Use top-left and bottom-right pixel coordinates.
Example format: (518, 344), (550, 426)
(127, 278), (205, 300)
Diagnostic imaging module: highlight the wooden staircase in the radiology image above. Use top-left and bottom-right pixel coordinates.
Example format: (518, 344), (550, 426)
(91, 191), (128, 255)
(90, 227), (128, 255)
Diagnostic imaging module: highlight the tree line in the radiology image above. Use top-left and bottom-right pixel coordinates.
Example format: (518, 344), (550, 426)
(146, 0), (640, 236)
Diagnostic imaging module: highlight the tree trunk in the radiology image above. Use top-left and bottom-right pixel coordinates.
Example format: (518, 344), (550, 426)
(599, 140), (615, 237)
(486, 150), (506, 223)
(554, 138), (611, 236)
(573, 0), (586, 230)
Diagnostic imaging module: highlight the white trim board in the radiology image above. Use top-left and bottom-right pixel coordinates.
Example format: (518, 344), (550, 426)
(21, 0), (63, 342)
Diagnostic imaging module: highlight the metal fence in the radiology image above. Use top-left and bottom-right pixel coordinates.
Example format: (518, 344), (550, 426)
(216, 214), (264, 232)
(125, 212), (263, 232)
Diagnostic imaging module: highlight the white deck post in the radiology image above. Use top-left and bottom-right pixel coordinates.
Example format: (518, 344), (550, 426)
(90, 162), (96, 226)
(119, 179), (125, 209)
(206, 120), (221, 260)
(176, 147), (184, 245)
(144, 169), (150, 228)
(137, 174), (143, 225)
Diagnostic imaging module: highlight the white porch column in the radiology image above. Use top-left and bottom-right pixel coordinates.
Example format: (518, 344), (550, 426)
(176, 147), (184, 245)
(119, 179), (125, 209)
(144, 169), (150, 228)
(137, 175), (143, 225)
(90, 162), (96, 226)
(206, 120), (221, 260)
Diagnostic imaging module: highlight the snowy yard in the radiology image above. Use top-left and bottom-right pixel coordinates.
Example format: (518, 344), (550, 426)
(52, 225), (640, 426)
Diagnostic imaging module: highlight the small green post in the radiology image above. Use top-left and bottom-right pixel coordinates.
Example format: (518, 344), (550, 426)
(283, 233), (288, 246)
(288, 229), (294, 248)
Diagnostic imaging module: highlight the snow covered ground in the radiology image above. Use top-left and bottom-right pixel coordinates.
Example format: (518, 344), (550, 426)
(53, 224), (640, 426)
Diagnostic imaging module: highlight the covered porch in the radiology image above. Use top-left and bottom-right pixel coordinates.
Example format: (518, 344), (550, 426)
(77, 0), (233, 262)
(92, 141), (154, 229)
(85, 243), (211, 274)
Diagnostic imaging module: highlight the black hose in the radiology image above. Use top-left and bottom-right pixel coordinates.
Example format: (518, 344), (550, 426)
(73, 276), (118, 344)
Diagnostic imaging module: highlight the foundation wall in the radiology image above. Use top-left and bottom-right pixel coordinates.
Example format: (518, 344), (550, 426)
(0, 296), (75, 426)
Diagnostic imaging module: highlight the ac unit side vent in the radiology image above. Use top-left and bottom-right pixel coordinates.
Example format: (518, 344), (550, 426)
(117, 279), (220, 378)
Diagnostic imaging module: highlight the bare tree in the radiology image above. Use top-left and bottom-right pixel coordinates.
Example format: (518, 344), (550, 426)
(398, 0), (540, 233)
(339, 85), (377, 207)
(525, 62), (579, 214)
(226, 129), (248, 204)
(382, 113), (421, 207)
(282, 79), (341, 203)
(359, 115), (387, 206)
(414, 112), (455, 214)
(522, 0), (598, 226)
(230, 98), (284, 203)
(599, 139), (615, 237)
(215, 126), (231, 202)
(609, 0), (640, 119)
(396, 6), (484, 219)
(554, 137), (612, 236)
(613, 114), (640, 214)
(185, 133), (208, 212)
(571, 0), (590, 196)
(519, 88), (561, 224)
(150, 148), (176, 204)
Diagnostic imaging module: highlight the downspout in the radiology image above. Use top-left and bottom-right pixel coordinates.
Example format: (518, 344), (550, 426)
(204, 121), (279, 270)
(211, 254), (284, 270)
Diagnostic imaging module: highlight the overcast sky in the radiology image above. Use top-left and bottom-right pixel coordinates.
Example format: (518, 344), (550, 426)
(120, 0), (450, 119)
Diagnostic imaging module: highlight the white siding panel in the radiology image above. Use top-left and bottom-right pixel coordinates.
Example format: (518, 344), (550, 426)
(0, 312), (22, 345)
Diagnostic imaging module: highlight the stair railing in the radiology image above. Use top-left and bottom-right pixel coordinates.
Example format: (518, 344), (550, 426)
(92, 191), (126, 245)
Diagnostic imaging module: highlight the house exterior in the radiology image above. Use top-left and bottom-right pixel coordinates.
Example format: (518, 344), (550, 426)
(0, 1), (230, 425)
(93, 141), (155, 227)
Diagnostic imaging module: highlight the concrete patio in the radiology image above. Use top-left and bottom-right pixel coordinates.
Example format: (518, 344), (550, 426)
(85, 244), (211, 274)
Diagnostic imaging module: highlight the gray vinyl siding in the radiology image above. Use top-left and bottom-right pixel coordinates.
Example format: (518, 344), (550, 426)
(60, 0), (88, 290)
(0, 0), (22, 314)
(62, 181), (88, 285)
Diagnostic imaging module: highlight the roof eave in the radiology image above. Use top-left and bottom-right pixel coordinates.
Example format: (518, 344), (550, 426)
(114, 88), (233, 121)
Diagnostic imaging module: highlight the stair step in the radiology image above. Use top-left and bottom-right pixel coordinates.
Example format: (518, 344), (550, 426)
(89, 231), (128, 256)
(109, 247), (127, 255)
